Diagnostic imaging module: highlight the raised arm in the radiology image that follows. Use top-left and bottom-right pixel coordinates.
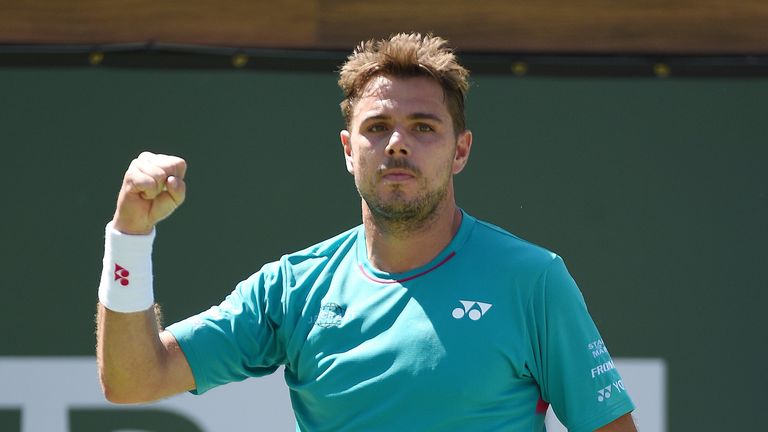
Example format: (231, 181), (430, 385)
(96, 152), (195, 403)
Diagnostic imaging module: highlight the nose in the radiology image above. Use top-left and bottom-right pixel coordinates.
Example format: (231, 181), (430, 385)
(385, 129), (410, 157)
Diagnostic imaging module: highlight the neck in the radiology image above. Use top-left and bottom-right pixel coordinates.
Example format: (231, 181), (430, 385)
(362, 197), (462, 273)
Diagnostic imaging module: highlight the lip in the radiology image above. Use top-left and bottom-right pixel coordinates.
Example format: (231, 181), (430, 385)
(381, 169), (416, 181)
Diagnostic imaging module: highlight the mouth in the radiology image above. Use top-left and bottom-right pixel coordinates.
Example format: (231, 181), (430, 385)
(381, 169), (416, 181)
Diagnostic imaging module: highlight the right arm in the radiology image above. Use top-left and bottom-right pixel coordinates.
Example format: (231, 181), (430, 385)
(96, 152), (195, 403)
(96, 305), (195, 403)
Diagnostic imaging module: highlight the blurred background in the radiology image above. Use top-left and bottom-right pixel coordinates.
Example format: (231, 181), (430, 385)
(1, 1), (767, 431)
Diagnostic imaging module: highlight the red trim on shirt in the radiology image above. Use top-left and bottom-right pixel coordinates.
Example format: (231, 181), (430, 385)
(536, 398), (550, 414)
(358, 252), (457, 284)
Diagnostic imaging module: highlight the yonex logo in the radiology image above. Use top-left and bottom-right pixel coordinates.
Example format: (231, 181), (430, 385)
(597, 386), (612, 402)
(597, 380), (626, 402)
(452, 300), (492, 320)
(113, 264), (130, 286)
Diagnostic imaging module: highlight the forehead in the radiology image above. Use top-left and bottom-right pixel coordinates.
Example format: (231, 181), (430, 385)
(352, 75), (449, 121)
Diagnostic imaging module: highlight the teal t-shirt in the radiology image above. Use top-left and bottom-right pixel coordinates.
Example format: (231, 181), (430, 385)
(167, 211), (634, 431)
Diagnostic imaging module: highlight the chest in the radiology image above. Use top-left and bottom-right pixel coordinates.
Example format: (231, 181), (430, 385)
(287, 267), (535, 404)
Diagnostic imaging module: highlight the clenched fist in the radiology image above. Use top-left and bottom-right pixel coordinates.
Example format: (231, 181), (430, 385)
(113, 152), (187, 235)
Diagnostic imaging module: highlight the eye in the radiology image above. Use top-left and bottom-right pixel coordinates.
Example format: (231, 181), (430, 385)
(414, 123), (435, 132)
(366, 123), (388, 133)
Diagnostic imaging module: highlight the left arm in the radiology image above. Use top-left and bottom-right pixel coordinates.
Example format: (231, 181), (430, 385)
(528, 257), (637, 431)
(595, 413), (637, 431)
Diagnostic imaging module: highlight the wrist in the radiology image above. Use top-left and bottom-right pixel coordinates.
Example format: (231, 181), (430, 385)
(98, 221), (156, 313)
(112, 216), (154, 236)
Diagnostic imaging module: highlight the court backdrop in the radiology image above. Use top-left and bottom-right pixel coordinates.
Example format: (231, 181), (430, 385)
(0, 357), (665, 431)
(0, 66), (765, 431)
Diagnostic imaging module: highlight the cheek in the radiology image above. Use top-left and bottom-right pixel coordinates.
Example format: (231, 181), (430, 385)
(427, 147), (458, 176)
(353, 141), (378, 168)
(352, 151), (374, 184)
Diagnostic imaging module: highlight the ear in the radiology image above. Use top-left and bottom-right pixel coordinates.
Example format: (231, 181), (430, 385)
(452, 129), (473, 175)
(340, 130), (354, 175)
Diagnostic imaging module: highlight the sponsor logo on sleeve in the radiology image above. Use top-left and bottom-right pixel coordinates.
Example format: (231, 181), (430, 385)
(597, 379), (626, 402)
(590, 360), (616, 379)
(587, 339), (609, 358)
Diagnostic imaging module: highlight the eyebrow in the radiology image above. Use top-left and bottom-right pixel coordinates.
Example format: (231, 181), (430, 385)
(362, 113), (445, 123)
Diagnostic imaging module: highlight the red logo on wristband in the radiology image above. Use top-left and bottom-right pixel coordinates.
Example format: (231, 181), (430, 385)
(114, 264), (130, 286)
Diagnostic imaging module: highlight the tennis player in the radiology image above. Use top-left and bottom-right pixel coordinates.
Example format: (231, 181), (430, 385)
(96, 33), (637, 431)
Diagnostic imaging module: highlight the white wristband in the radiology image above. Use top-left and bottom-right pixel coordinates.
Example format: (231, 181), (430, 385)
(98, 222), (156, 313)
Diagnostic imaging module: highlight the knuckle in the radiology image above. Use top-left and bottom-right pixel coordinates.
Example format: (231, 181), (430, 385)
(124, 166), (140, 182)
(123, 175), (139, 191)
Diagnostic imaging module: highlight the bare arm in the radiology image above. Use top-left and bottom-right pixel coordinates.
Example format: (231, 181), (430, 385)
(595, 412), (637, 432)
(96, 152), (194, 403)
(96, 304), (195, 403)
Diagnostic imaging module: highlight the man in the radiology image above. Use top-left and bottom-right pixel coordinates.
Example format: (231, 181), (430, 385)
(97, 33), (636, 431)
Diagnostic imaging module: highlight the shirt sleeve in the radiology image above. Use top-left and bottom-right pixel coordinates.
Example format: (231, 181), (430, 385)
(166, 261), (288, 395)
(527, 256), (635, 431)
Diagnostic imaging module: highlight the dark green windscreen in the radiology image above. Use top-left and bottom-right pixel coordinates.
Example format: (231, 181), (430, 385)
(1, 67), (766, 430)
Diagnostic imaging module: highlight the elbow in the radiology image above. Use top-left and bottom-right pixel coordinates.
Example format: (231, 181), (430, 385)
(100, 376), (135, 404)
(99, 371), (154, 404)
(102, 386), (133, 404)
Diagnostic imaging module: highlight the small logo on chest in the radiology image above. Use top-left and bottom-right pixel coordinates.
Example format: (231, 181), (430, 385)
(452, 300), (492, 320)
(315, 303), (345, 328)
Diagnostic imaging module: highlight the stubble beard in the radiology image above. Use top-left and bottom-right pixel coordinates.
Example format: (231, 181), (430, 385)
(358, 173), (450, 238)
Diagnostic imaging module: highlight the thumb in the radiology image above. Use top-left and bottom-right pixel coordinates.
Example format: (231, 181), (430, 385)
(166, 175), (187, 207)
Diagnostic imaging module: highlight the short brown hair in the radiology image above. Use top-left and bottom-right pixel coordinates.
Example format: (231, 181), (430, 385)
(338, 32), (470, 134)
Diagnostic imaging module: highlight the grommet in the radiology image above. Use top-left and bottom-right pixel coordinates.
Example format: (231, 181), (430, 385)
(232, 54), (249, 68)
(653, 63), (670, 78)
(89, 52), (104, 66)
(511, 61), (528, 77)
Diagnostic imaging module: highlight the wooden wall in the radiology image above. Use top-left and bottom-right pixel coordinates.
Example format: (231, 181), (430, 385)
(2, 0), (767, 54)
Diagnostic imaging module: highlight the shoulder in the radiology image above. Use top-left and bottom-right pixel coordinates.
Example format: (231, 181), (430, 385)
(288, 225), (361, 257)
(281, 225), (361, 267)
(467, 217), (560, 276)
(244, 225), (362, 285)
